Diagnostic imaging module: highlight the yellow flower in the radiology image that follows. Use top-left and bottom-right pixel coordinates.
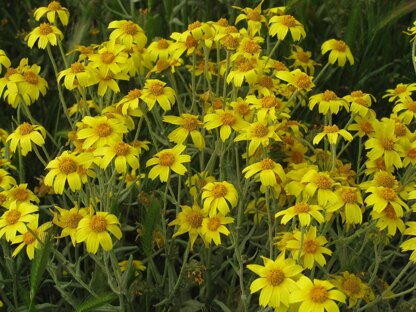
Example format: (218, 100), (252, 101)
(321, 39), (354, 66)
(276, 69), (315, 91)
(119, 259), (146, 274)
(141, 79), (176, 111)
(108, 20), (147, 49)
(327, 186), (364, 225)
(186, 171), (216, 198)
(0, 169), (16, 191)
(34, 1), (69, 26)
(309, 90), (349, 115)
(201, 213), (234, 246)
(286, 227), (332, 269)
(3, 184), (39, 208)
(146, 144), (191, 182)
(290, 276), (346, 312)
(343, 90), (375, 117)
(234, 1), (267, 36)
(170, 32), (198, 59)
(94, 141), (139, 174)
(115, 89), (144, 117)
(76, 211), (122, 254)
(12, 219), (52, 260)
(234, 120), (281, 156)
(313, 125), (353, 145)
(25, 23), (64, 49)
(94, 71), (129, 97)
(51, 204), (89, 246)
(247, 253), (303, 310)
(0, 203), (38, 242)
(332, 272), (374, 308)
(147, 38), (173, 62)
(301, 169), (338, 206)
(201, 181), (238, 216)
(76, 115), (128, 149)
(401, 138), (416, 167)
(163, 114), (205, 149)
(269, 15), (306, 41)
(168, 202), (206, 249)
(226, 56), (260, 87)
(0, 49), (11, 72)
(204, 109), (249, 142)
(88, 41), (128, 77)
(371, 203), (405, 236)
(0, 66), (19, 108)
(287, 45), (319, 75)
(347, 113), (376, 138)
(246, 94), (287, 121)
(401, 222), (416, 263)
(275, 202), (324, 226)
(383, 83), (416, 102)
(393, 98), (416, 124)
(6, 122), (46, 156)
(57, 62), (96, 90)
(44, 151), (93, 194)
(365, 186), (408, 216)
(242, 158), (286, 187)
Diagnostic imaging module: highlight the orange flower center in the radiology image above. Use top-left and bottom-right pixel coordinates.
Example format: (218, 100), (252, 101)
(12, 188), (29, 202)
(23, 231), (36, 245)
(19, 122), (33, 135)
(294, 202), (310, 213)
(235, 102), (251, 116)
(323, 125), (339, 133)
(224, 26), (238, 34)
(71, 63), (84, 73)
(342, 278), (361, 295)
(220, 112), (236, 126)
(148, 82), (165, 96)
(359, 120), (373, 134)
(266, 269), (285, 286)
(186, 211), (203, 228)
(274, 61), (288, 71)
(247, 10), (261, 21)
(341, 188), (357, 203)
(406, 101), (416, 112)
(5, 67), (17, 79)
(159, 152), (175, 166)
(394, 123), (406, 137)
(322, 90), (337, 101)
(156, 59), (170, 71)
(237, 60), (254, 72)
(127, 88), (142, 100)
(381, 138), (395, 151)
(207, 217), (221, 231)
(185, 35), (197, 48)
(24, 71), (39, 85)
(182, 116), (199, 131)
(394, 85), (406, 95)
(157, 39), (169, 49)
(39, 23), (53, 35)
(0, 194), (6, 205)
(379, 187), (396, 201)
(58, 157), (77, 174)
(294, 73), (312, 89)
(252, 124), (269, 137)
(310, 285), (329, 303)
(281, 15), (297, 27)
(114, 142), (129, 156)
(333, 40), (347, 52)
(188, 21), (202, 31)
(375, 158), (386, 170)
(121, 21), (138, 35)
(261, 96), (278, 109)
(90, 215), (107, 232)
(211, 184), (228, 198)
(297, 50), (310, 63)
(5, 210), (21, 225)
(351, 90), (364, 97)
(314, 175), (332, 189)
(242, 40), (260, 54)
(291, 151), (304, 164)
(384, 204), (397, 219)
(222, 36), (239, 50)
(66, 213), (83, 228)
(48, 1), (62, 10)
(258, 76), (273, 89)
(355, 98), (368, 106)
(260, 158), (275, 170)
(213, 99), (223, 109)
(304, 239), (318, 253)
(101, 51), (115, 64)
(407, 148), (416, 159)
(216, 18), (229, 27)
(96, 122), (113, 137)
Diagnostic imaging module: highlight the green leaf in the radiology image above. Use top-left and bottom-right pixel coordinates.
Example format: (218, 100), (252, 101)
(75, 293), (117, 312)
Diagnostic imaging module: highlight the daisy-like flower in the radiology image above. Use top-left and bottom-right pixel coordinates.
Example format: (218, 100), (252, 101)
(34, 1), (69, 26)
(168, 202), (206, 249)
(170, 32), (199, 59)
(0, 202), (38, 242)
(401, 138), (416, 167)
(3, 184), (39, 208)
(51, 204), (90, 246)
(313, 125), (353, 145)
(343, 90), (375, 117)
(321, 39), (354, 67)
(0, 169), (16, 191)
(201, 213), (234, 246)
(6, 122), (46, 156)
(76, 211), (122, 254)
(309, 90), (349, 115)
(290, 276), (346, 312)
(147, 38), (173, 62)
(141, 79), (176, 111)
(186, 171), (216, 198)
(94, 141), (139, 174)
(301, 169), (338, 206)
(275, 201), (324, 226)
(246, 94), (285, 121)
(146, 144), (191, 182)
(234, 1), (267, 36)
(393, 98), (416, 124)
(201, 181), (238, 216)
(401, 222), (416, 263)
(163, 114), (205, 149)
(242, 158), (286, 187)
(327, 186), (364, 225)
(11, 219), (52, 260)
(25, 23), (64, 49)
(57, 62), (96, 90)
(247, 253), (303, 310)
(230, 98), (253, 120)
(115, 89), (143, 117)
(371, 203), (405, 236)
(88, 41), (128, 77)
(252, 73), (280, 96)
(348, 112), (376, 138)
(365, 186), (408, 216)
(204, 109), (248, 142)
(332, 272), (374, 309)
(269, 14), (306, 41)
(76, 115), (128, 149)
(287, 45), (319, 75)
(44, 151), (93, 194)
(383, 83), (416, 102)
(226, 56), (260, 87)
(94, 71), (129, 97)
(365, 118), (403, 169)
(234, 120), (281, 156)
(276, 69), (315, 92)
(108, 20), (147, 49)
(287, 227), (332, 269)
